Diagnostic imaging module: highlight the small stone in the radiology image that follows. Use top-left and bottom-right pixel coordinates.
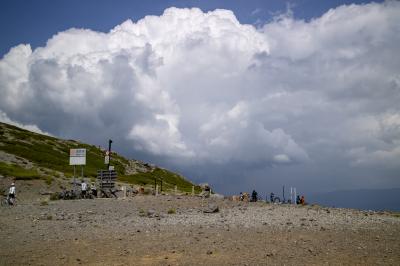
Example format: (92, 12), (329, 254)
(206, 250), (213, 255)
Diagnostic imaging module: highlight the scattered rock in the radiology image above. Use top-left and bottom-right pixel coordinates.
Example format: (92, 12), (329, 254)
(203, 204), (219, 213)
(147, 209), (156, 218)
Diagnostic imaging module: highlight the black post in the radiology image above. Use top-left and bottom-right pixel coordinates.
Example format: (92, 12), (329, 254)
(282, 185), (285, 203)
(108, 139), (112, 170)
(160, 180), (163, 192)
(154, 178), (157, 191)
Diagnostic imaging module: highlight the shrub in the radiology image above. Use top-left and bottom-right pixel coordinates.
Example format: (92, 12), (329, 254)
(167, 208), (176, 214)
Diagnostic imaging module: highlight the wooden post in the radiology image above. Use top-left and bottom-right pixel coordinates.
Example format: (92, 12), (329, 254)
(174, 185), (177, 195)
(192, 186), (195, 196)
(122, 186), (126, 199)
(155, 184), (159, 196)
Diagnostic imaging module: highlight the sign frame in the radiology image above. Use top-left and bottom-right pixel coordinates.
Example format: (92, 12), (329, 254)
(69, 148), (87, 166)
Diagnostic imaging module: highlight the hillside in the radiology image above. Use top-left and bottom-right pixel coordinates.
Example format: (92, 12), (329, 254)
(0, 122), (200, 194)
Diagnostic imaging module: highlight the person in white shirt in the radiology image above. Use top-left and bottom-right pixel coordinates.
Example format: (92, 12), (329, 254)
(81, 180), (87, 198)
(8, 182), (16, 205)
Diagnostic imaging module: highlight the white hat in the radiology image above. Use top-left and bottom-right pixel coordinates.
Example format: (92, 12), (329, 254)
(11, 182), (15, 186)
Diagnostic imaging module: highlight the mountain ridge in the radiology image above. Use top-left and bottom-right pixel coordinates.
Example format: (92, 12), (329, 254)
(0, 122), (200, 194)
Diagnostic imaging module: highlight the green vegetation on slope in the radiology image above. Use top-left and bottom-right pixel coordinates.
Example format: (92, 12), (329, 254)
(0, 122), (199, 192)
(0, 161), (41, 180)
(0, 123), (127, 178)
(120, 168), (202, 193)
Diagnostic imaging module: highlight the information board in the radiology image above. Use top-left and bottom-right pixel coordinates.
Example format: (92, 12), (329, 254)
(69, 148), (86, 165)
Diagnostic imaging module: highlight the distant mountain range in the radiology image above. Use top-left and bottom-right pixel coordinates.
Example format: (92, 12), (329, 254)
(308, 188), (400, 212)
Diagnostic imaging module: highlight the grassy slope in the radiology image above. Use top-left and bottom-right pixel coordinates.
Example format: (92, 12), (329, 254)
(0, 122), (200, 193)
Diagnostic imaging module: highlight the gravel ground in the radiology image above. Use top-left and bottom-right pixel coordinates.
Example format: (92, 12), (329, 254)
(1, 195), (399, 265)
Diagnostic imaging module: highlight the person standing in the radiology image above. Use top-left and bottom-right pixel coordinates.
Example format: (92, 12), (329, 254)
(296, 195), (301, 205)
(81, 180), (87, 199)
(8, 182), (16, 205)
(251, 190), (258, 202)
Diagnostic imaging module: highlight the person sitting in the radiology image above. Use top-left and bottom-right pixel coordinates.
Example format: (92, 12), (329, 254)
(296, 195), (301, 205)
(270, 192), (274, 203)
(239, 192), (244, 201)
(300, 195), (305, 205)
(90, 182), (97, 197)
(251, 190), (258, 202)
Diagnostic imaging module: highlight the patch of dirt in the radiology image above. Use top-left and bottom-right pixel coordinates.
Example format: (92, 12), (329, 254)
(0, 151), (34, 169)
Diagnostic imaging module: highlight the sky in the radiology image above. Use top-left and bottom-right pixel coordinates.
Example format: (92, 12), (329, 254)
(0, 0), (399, 197)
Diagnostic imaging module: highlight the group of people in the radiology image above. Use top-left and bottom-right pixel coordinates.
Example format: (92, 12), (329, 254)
(296, 195), (306, 205)
(237, 190), (306, 205)
(238, 190), (259, 202)
(80, 180), (97, 198)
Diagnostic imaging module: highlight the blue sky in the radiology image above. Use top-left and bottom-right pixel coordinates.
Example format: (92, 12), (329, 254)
(0, 0), (383, 57)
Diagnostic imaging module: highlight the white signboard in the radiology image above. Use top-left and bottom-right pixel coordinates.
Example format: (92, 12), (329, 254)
(104, 155), (109, 164)
(109, 165), (114, 171)
(69, 148), (86, 165)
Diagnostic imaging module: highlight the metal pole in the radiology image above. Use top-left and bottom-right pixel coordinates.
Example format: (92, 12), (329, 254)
(283, 185), (285, 203)
(290, 187), (293, 204)
(73, 165), (76, 192)
(108, 139), (112, 170)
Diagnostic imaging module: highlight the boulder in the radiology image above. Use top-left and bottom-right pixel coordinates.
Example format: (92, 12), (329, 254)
(203, 204), (219, 213)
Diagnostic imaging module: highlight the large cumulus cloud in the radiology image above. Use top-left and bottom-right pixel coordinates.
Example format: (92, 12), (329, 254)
(1, 2), (400, 193)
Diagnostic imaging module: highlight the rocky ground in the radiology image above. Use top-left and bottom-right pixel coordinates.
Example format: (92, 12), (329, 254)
(1, 193), (400, 266)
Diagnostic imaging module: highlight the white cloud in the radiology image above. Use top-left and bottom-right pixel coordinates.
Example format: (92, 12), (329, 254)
(1, 2), (400, 190)
(0, 110), (49, 135)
